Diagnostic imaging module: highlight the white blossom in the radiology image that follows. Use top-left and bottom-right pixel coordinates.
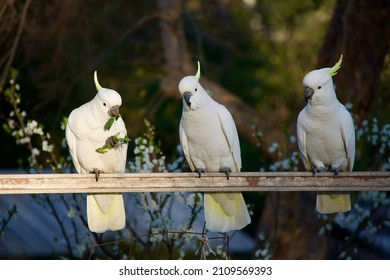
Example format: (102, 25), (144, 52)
(33, 126), (44, 136)
(18, 128), (25, 137)
(268, 142), (279, 153)
(42, 140), (54, 152)
(134, 137), (142, 145)
(28, 120), (38, 130)
(8, 119), (15, 130)
(31, 148), (40, 156)
(16, 136), (30, 145)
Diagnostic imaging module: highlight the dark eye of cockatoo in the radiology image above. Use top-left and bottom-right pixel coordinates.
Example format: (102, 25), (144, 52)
(318, 86), (322, 89)
(103, 102), (107, 107)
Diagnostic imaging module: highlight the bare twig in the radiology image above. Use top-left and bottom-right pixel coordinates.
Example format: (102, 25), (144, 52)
(0, 0), (31, 89)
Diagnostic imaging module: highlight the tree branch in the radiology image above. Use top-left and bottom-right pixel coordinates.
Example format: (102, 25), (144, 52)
(0, 0), (31, 89)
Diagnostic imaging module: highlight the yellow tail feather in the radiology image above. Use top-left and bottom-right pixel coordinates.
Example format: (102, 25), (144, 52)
(204, 192), (251, 232)
(316, 193), (351, 214)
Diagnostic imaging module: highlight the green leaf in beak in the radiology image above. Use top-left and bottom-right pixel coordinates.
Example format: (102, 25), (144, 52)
(113, 132), (131, 144)
(96, 143), (111, 154)
(95, 132), (131, 154)
(104, 117), (116, 131)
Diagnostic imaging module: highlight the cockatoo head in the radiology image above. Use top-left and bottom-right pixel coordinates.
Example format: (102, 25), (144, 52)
(93, 71), (122, 120)
(178, 61), (208, 110)
(302, 55), (343, 105)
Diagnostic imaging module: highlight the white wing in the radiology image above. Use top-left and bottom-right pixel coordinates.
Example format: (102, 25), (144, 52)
(216, 104), (241, 171)
(179, 119), (195, 171)
(65, 110), (82, 173)
(340, 109), (355, 171)
(297, 111), (311, 171)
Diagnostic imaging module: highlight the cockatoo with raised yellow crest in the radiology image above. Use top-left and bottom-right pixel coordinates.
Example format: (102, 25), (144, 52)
(297, 55), (355, 214)
(66, 71), (128, 233)
(178, 62), (251, 232)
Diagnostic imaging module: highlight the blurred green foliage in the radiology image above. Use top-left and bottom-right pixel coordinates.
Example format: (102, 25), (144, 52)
(0, 0), (343, 168)
(0, 0), (389, 260)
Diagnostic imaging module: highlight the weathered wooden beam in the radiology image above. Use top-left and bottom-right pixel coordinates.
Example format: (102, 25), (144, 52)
(0, 172), (388, 194)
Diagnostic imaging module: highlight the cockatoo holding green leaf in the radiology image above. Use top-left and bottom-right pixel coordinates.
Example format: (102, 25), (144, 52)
(178, 62), (251, 232)
(66, 71), (128, 233)
(297, 55), (355, 213)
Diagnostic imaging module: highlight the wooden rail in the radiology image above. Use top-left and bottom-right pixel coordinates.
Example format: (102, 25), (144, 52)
(0, 172), (388, 194)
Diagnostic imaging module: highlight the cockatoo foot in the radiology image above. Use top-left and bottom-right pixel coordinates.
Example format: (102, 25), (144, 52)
(106, 135), (120, 148)
(312, 166), (326, 176)
(91, 168), (103, 182)
(330, 167), (339, 176)
(219, 167), (231, 180)
(196, 168), (206, 178)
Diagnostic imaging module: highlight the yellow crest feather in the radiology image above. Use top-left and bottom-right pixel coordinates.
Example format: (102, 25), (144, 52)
(327, 54), (343, 77)
(94, 70), (103, 91)
(195, 61), (201, 80)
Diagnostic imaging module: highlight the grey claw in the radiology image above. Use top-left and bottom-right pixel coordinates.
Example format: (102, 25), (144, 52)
(196, 168), (206, 178)
(330, 167), (339, 176)
(219, 167), (231, 180)
(92, 168), (101, 182)
(312, 166), (326, 176)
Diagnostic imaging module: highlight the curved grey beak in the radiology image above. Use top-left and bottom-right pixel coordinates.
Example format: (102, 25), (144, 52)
(304, 87), (314, 101)
(183, 92), (192, 107)
(109, 105), (120, 118)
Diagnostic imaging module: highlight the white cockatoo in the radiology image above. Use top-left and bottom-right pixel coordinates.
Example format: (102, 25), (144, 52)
(297, 55), (355, 214)
(178, 62), (251, 232)
(66, 71), (128, 233)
